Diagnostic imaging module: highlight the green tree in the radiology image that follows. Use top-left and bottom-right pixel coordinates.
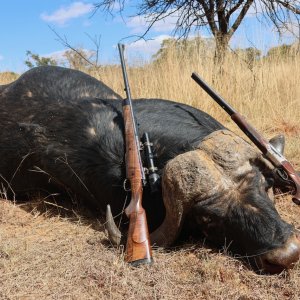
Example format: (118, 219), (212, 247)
(234, 47), (261, 68)
(63, 48), (96, 71)
(152, 37), (215, 63)
(266, 44), (294, 58)
(25, 51), (57, 68)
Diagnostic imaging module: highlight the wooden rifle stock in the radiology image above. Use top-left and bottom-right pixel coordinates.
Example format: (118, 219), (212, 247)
(191, 72), (300, 204)
(118, 44), (153, 265)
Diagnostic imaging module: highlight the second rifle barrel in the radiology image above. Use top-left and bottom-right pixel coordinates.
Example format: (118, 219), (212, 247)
(191, 72), (236, 116)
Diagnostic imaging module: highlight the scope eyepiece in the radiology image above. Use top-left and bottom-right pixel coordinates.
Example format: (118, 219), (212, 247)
(142, 132), (160, 193)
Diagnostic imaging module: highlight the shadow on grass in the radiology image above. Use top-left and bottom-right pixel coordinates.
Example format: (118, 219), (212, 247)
(172, 233), (270, 275)
(14, 194), (107, 233)
(6, 195), (277, 275)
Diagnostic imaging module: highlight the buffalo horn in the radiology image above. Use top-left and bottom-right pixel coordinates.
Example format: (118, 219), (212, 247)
(105, 205), (122, 246)
(269, 134), (285, 155)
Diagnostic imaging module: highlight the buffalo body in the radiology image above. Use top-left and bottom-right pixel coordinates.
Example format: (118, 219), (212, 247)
(0, 66), (299, 273)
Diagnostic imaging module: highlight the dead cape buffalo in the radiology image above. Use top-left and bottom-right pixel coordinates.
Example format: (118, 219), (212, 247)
(0, 66), (299, 274)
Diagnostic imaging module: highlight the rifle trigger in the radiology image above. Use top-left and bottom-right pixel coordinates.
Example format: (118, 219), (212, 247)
(275, 168), (294, 187)
(123, 179), (131, 192)
(276, 168), (289, 181)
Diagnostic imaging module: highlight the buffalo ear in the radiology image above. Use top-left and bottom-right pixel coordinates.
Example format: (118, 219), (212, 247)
(269, 134), (285, 155)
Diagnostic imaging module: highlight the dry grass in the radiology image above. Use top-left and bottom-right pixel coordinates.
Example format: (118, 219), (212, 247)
(1, 196), (300, 300)
(0, 71), (18, 85)
(94, 46), (300, 165)
(0, 47), (300, 299)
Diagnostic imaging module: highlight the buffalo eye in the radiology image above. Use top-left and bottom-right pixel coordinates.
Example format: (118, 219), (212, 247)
(197, 215), (222, 231)
(265, 177), (275, 191)
(196, 215), (211, 225)
(264, 177), (275, 202)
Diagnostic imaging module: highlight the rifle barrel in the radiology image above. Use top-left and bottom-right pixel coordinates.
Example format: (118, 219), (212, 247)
(191, 72), (268, 154)
(191, 71), (300, 205)
(191, 72), (236, 116)
(118, 43), (145, 181)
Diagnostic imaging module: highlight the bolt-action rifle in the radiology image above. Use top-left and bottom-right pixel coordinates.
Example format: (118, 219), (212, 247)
(191, 72), (300, 205)
(118, 43), (153, 266)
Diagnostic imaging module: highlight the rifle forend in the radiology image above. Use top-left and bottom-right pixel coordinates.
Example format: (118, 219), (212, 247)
(191, 72), (300, 205)
(118, 43), (153, 265)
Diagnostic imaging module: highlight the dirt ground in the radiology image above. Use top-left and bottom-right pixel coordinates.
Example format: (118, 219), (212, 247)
(1, 193), (300, 300)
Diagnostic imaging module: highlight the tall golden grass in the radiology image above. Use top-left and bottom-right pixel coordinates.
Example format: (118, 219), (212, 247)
(0, 71), (18, 84)
(1, 45), (299, 161)
(92, 44), (300, 165)
(0, 45), (299, 162)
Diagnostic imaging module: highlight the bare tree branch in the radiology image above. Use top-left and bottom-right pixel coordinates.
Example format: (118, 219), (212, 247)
(93, 0), (300, 61)
(197, 0), (218, 35)
(229, 0), (254, 37)
(50, 26), (96, 67)
(85, 33), (101, 66)
(277, 0), (300, 14)
(226, 0), (245, 18)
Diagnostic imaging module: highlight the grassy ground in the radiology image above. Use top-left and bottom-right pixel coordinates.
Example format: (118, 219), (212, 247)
(1, 195), (300, 299)
(0, 47), (300, 299)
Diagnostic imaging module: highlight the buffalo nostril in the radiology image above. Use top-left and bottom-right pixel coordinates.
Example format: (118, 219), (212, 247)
(282, 238), (300, 267)
(259, 234), (300, 274)
(261, 258), (285, 274)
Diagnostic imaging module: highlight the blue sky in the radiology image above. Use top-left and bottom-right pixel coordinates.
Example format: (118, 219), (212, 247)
(0, 1), (297, 73)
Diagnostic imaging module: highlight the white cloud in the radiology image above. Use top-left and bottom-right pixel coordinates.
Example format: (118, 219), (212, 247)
(127, 35), (171, 54)
(40, 2), (94, 26)
(110, 1), (123, 12)
(282, 22), (300, 37)
(127, 13), (178, 34)
(43, 50), (68, 63)
(0, 55), (3, 61)
(118, 35), (172, 63)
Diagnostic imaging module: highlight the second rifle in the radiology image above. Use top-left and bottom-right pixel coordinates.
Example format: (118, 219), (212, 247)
(191, 72), (300, 205)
